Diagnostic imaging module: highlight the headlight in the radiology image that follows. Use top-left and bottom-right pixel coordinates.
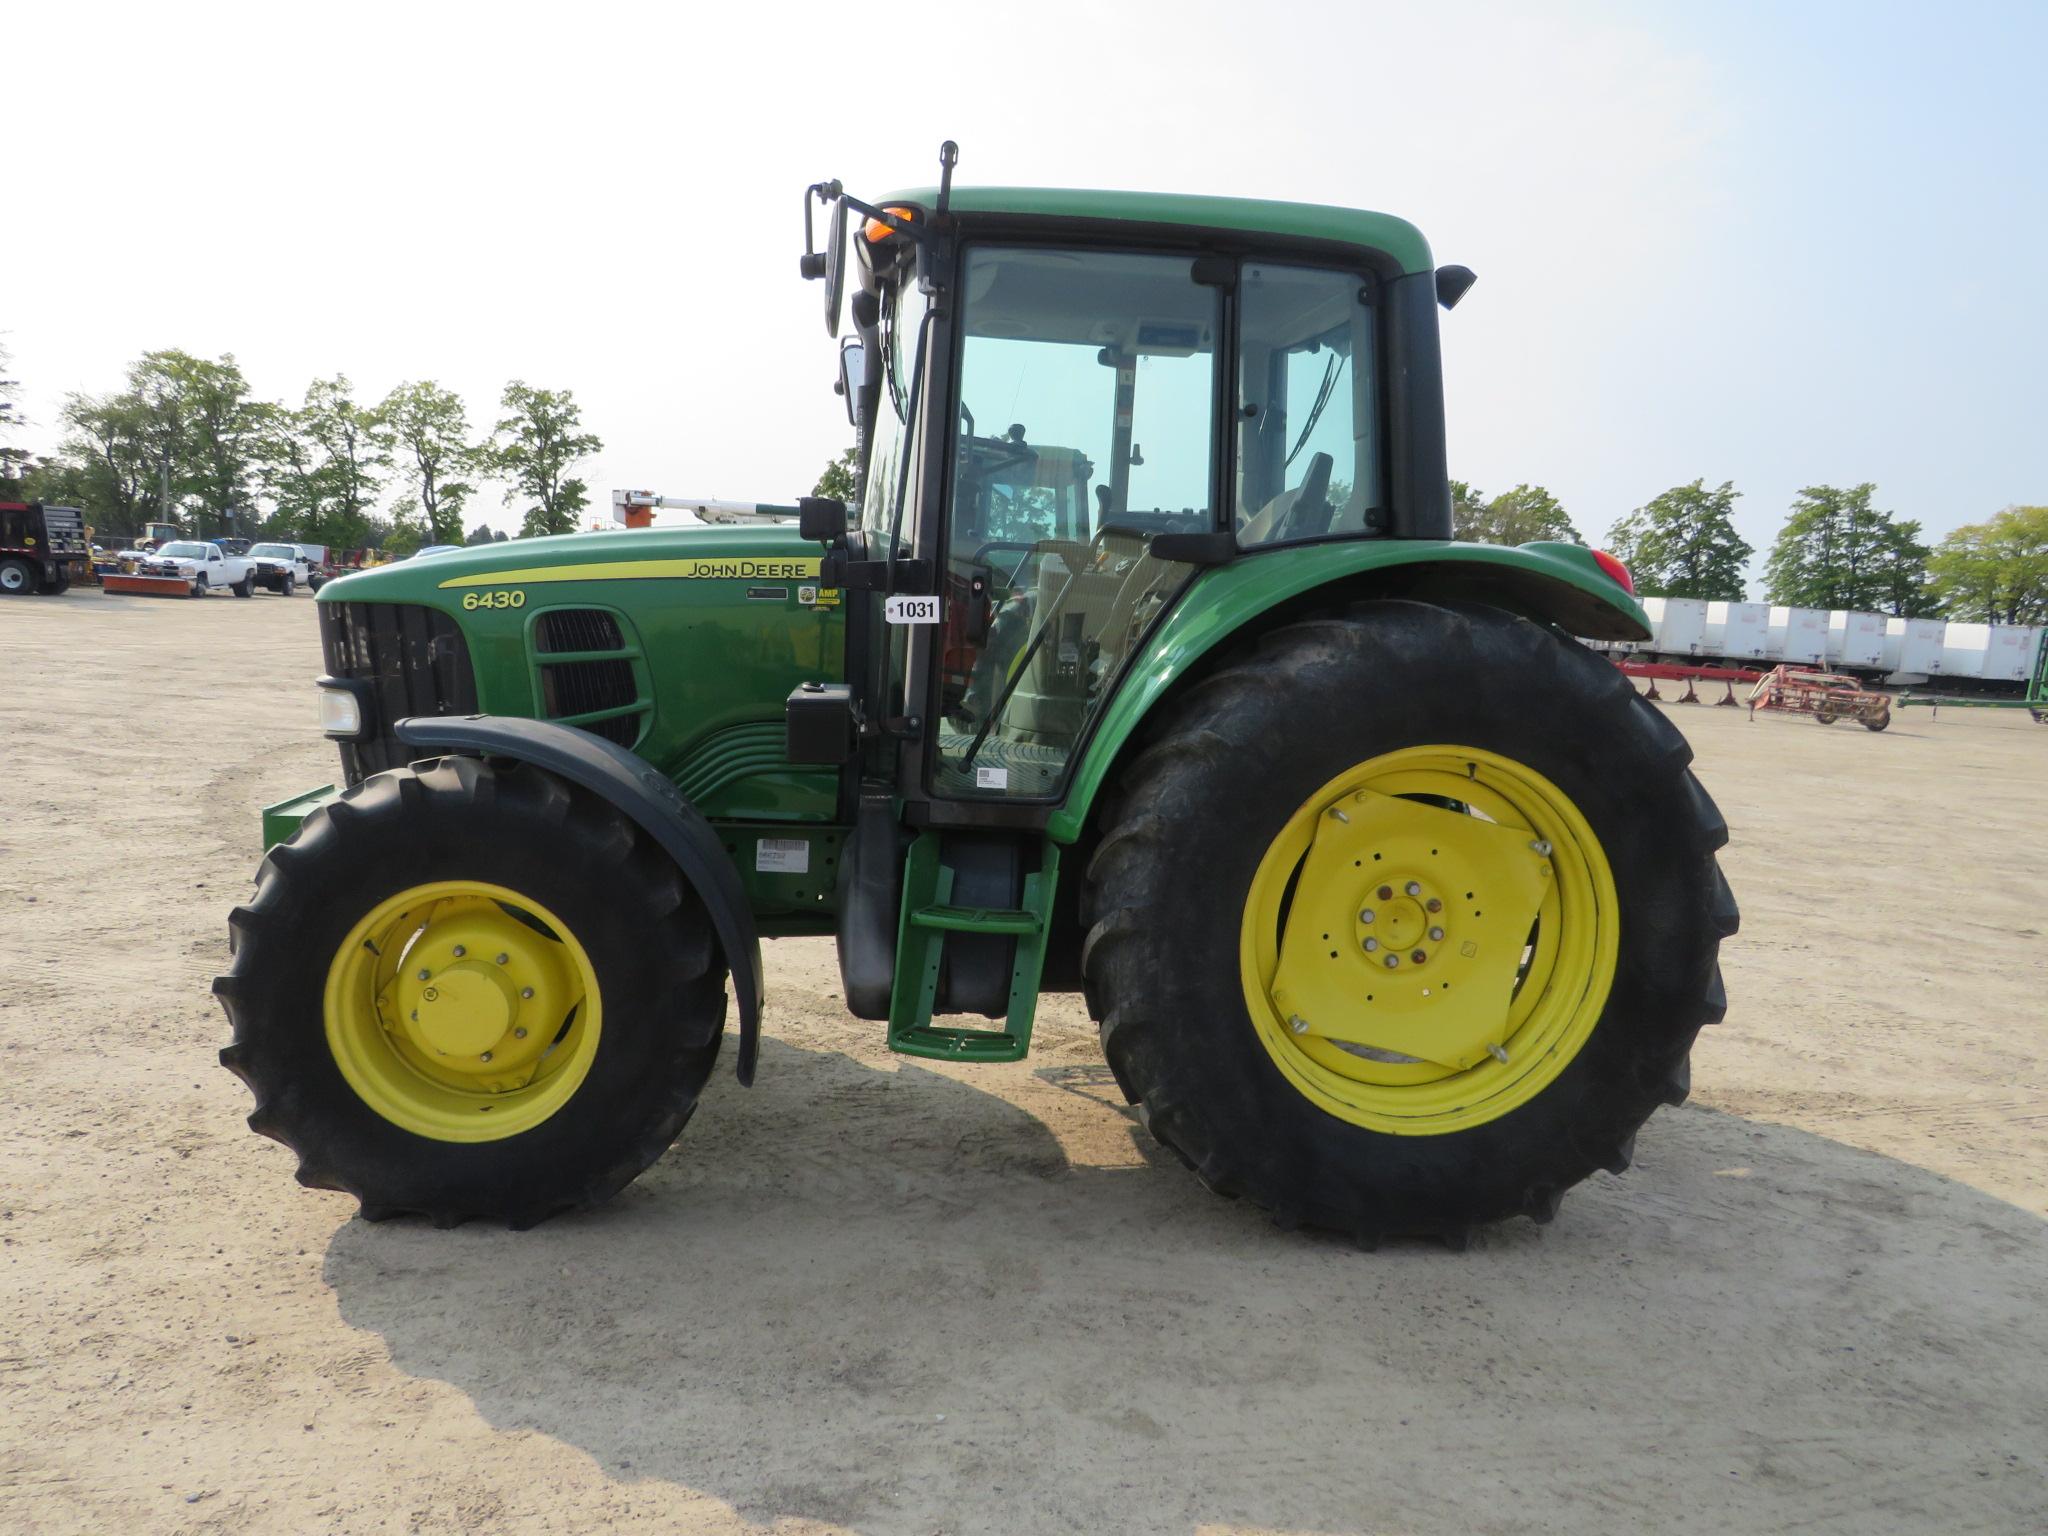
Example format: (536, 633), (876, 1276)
(317, 679), (366, 738)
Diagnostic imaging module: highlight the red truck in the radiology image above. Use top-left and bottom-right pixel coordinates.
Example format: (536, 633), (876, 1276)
(0, 502), (91, 595)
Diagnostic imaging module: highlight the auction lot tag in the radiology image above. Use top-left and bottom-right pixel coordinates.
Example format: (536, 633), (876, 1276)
(884, 595), (942, 624)
(755, 838), (811, 875)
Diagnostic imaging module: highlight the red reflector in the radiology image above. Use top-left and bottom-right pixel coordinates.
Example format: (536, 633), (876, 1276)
(1592, 549), (1635, 594)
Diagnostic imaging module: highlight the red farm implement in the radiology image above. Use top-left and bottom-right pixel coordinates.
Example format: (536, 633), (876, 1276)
(1748, 665), (1892, 731)
(1614, 659), (1765, 706)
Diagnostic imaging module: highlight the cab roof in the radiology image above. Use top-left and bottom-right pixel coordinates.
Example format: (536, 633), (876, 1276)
(882, 186), (1434, 276)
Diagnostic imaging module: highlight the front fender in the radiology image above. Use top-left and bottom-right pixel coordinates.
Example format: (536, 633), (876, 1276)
(1047, 538), (1647, 843)
(394, 714), (767, 1085)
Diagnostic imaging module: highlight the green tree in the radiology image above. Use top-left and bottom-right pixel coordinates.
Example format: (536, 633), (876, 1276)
(1604, 479), (1752, 600)
(1450, 481), (1580, 545)
(1763, 483), (1928, 613)
(493, 381), (601, 537)
(1926, 506), (2048, 625)
(0, 341), (31, 482)
(295, 375), (392, 549)
(813, 446), (858, 501)
(380, 380), (481, 545)
(465, 520), (498, 546)
(53, 392), (151, 536)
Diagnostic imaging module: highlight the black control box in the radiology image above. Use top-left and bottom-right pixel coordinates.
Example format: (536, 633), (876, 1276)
(785, 681), (857, 765)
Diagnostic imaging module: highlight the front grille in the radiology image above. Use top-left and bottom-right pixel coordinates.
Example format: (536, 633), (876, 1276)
(319, 601), (478, 783)
(534, 608), (624, 654)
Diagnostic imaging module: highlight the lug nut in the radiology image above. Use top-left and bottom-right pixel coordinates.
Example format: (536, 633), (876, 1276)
(520, 987), (534, 1000)
(1288, 1014), (1309, 1035)
(452, 945), (466, 958)
(1411, 949), (1428, 965)
(1429, 926), (1445, 942)
(1378, 885), (1393, 901)
(1328, 808), (1350, 824)
(417, 968), (431, 980)
(1359, 909), (1376, 924)
(1425, 897), (1442, 913)
(495, 953), (509, 966)
(1384, 954), (1400, 969)
(1405, 881), (1422, 897)
(479, 1051), (492, 1063)
(514, 1027), (528, 1040)
(1529, 839), (1552, 857)
(1363, 937), (1379, 952)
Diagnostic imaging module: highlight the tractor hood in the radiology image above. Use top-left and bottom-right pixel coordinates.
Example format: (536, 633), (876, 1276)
(317, 524), (821, 606)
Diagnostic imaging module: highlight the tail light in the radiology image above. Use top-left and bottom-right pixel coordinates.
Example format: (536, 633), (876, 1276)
(1592, 549), (1635, 594)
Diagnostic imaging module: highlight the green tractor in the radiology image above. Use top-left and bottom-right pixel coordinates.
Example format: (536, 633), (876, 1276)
(216, 147), (1736, 1241)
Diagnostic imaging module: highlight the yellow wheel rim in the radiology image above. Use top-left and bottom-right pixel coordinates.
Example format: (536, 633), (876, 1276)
(324, 880), (601, 1142)
(1238, 745), (1618, 1135)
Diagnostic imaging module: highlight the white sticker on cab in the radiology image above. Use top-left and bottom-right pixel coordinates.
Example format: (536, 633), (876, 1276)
(755, 837), (810, 875)
(884, 595), (942, 624)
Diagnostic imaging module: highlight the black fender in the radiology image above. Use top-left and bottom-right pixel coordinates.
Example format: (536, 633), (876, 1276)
(395, 714), (766, 1085)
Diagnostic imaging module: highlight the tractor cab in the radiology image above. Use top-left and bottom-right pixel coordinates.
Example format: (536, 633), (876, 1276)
(803, 158), (1456, 820)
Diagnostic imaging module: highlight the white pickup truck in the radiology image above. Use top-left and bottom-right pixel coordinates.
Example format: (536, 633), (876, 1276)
(141, 540), (257, 597)
(248, 542), (313, 595)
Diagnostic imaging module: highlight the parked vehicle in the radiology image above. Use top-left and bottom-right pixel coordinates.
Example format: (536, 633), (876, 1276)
(219, 149), (1737, 1244)
(248, 542), (312, 595)
(0, 501), (92, 594)
(141, 539), (257, 597)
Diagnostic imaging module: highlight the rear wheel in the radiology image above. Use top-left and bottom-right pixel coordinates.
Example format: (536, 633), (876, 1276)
(39, 570), (70, 594)
(215, 756), (727, 1225)
(0, 558), (34, 595)
(1083, 601), (1736, 1242)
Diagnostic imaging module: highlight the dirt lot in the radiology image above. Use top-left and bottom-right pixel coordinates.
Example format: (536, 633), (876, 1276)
(2, 587), (2044, 1535)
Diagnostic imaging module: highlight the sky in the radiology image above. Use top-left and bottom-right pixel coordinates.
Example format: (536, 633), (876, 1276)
(6, 0), (2043, 579)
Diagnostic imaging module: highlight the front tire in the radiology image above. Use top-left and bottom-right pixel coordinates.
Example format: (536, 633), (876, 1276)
(233, 574), (253, 597)
(0, 558), (35, 595)
(1082, 601), (1736, 1242)
(215, 756), (727, 1226)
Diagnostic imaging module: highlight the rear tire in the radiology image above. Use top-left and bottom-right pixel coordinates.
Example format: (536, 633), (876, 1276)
(215, 756), (727, 1226)
(1082, 601), (1736, 1242)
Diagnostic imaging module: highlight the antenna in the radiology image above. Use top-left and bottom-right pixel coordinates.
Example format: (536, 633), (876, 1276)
(936, 141), (959, 215)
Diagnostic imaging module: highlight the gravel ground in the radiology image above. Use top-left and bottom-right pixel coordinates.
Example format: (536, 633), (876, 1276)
(2, 587), (2044, 1535)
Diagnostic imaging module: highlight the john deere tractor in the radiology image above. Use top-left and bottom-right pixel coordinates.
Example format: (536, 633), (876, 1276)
(217, 148), (1736, 1240)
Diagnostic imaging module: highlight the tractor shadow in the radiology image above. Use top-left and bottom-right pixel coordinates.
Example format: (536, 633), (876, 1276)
(324, 1032), (2048, 1536)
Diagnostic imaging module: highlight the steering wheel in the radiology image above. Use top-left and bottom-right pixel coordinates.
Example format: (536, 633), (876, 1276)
(1281, 452), (1335, 541)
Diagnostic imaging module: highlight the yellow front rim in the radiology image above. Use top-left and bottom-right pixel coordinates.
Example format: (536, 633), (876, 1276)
(1238, 745), (1618, 1135)
(324, 880), (602, 1142)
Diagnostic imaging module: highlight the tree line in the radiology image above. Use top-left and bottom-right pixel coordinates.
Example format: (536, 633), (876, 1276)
(1452, 476), (2046, 624)
(0, 343), (602, 554)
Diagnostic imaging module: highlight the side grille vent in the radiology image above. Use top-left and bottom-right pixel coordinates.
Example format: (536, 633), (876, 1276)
(535, 608), (624, 654)
(539, 658), (637, 718)
(319, 601), (478, 782)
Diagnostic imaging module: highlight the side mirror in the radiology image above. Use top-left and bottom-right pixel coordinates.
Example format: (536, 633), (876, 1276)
(797, 497), (849, 543)
(835, 338), (866, 427)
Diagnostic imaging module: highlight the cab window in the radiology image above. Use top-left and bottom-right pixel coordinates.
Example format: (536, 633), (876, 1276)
(1235, 264), (1380, 545)
(933, 247), (1217, 799)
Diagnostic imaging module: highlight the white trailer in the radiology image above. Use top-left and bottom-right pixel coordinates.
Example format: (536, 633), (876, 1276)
(1766, 606), (1828, 664)
(1939, 622), (1998, 681)
(1881, 616), (1946, 677)
(1825, 610), (1886, 670)
(1983, 624), (2043, 683)
(1703, 601), (1771, 661)
(1648, 596), (1708, 657)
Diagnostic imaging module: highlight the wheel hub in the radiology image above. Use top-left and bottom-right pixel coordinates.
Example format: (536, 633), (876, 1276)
(1268, 787), (1552, 1071)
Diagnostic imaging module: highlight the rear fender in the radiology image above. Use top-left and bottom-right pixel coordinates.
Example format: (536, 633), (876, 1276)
(1048, 538), (1647, 843)
(394, 714), (766, 1084)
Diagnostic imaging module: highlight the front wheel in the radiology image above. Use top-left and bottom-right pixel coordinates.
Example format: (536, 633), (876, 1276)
(1082, 601), (1737, 1242)
(233, 574), (253, 597)
(282, 574), (296, 596)
(215, 756), (727, 1225)
(1, 558), (37, 595)
(191, 577), (208, 597)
